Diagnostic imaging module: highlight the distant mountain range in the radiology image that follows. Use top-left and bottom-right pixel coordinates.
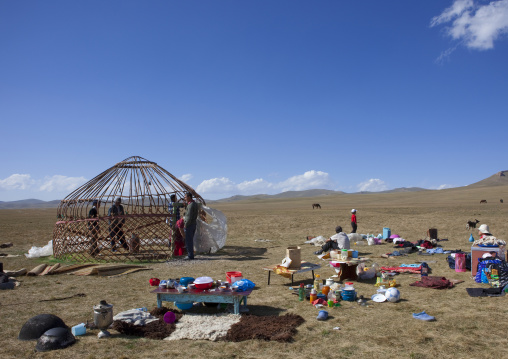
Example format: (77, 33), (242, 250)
(467, 171), (508, 188)
(0, 199), (61, 209)
(1, 171), (507, 209)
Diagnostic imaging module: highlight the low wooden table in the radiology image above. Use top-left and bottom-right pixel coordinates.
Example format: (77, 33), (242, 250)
(262, 261), (321, 285)
(151, 287), (252, 315)
(329, 258), (369, 281)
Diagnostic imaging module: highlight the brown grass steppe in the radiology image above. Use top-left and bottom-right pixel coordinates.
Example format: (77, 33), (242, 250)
(1, 185), (508, 358)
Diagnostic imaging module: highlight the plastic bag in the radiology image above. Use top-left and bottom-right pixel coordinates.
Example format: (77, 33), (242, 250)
(25, 240), (53, 258)
(304, 236), (327, 246)
(232, 279), (255, 292)
(195, 206), (227, 254)
(348, 233), (363, 243)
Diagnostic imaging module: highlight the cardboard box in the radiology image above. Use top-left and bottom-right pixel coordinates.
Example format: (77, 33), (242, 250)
(471, 246), (506, 276)
(286, 246), (301, 269)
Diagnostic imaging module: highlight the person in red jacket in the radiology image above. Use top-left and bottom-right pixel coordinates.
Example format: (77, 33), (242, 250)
(351, 209), (357, 233)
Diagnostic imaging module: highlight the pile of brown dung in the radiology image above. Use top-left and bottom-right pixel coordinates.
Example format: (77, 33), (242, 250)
(224, 313), (304, 342)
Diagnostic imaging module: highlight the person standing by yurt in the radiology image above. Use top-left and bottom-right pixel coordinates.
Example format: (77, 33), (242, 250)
(108, 198), (129, 251)
(88, 200), (100, 256)
(351, 209), (358, 233)
(184, 192), (198, 260)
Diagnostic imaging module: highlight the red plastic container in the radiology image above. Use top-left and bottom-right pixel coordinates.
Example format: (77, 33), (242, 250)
(226, 271), (242, 284)
(455, 253), (466, 272)
(194, 282), (213, 290)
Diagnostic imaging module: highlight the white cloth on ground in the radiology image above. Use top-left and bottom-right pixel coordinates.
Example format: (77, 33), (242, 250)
(305, 236), (327, 246)
(113, 309), (159, 326)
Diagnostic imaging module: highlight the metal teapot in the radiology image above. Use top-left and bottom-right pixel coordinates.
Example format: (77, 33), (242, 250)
(93, 300), (113, 338)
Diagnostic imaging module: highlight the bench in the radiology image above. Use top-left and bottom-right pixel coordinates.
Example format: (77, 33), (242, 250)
(262, 261), (321, 285)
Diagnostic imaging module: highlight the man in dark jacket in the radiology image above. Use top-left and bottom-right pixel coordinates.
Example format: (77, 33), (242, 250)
(89, 200), (100, 256)
(183, 192), (198, 260)
(108, 198), (128, 251)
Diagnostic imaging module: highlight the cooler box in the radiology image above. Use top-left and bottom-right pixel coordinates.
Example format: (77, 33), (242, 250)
(383, 228), (391, 240)
(471, 246), (506, 276)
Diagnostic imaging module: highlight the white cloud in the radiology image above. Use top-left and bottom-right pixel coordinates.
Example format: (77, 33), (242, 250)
(196, 170), (335, 199)
(431, 0), (508, 50)
(277, 171), (333, 192)
(0, 174), (35, 190)
(434, 184), (454, 190)
(237, 178), (274, 195)
(39, 175), (87, 192)
(357, 179), (388, 192)
(180, 173), (193, 182)
(431, 0), (475, 27)
(196, 177), (237, 196)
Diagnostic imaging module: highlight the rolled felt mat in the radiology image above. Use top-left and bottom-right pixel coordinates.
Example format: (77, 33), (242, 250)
(27, 264), (48, 276)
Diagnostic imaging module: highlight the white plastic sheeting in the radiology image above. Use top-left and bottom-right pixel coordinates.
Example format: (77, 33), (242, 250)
(194, 206), (227, 254)
(25, 240), (53, 258)
(304, 236), (327, 247)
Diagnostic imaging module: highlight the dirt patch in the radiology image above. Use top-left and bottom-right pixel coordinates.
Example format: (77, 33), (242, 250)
(224, 313), (305, 342)
(112, 307), (183, 340)
(112, 308), (304, 342)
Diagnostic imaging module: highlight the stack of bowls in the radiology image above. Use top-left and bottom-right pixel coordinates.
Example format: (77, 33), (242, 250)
(341, 282), (356, 301)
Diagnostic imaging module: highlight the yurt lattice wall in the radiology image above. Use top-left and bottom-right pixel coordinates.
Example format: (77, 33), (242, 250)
(53, 156), (205, 262)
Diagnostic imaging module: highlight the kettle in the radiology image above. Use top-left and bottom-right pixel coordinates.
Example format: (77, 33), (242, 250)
(93, 300), (113, 338)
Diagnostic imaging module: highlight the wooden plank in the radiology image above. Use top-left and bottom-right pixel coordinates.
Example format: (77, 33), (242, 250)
(52, 263), (99, 275)
(107, 267), (152, 278)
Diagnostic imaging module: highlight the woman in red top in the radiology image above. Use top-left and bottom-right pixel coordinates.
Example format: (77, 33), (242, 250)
(351, 209), (357, 233)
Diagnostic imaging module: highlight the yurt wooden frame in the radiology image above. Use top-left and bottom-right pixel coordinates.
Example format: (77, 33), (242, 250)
(53, 156), (205, 262)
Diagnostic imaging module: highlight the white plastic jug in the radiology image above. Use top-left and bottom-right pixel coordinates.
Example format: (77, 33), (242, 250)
(231, 275), (243, 283)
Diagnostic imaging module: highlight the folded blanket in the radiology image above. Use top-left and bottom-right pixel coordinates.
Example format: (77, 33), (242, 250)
(410, 276), (454, 289)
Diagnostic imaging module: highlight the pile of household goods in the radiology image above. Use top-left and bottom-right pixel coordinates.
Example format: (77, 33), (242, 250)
(306, 227), (447, 254)
(292, 273), (402, 312)
(464, 246), (508, 297)
(150, 272), (255, 295)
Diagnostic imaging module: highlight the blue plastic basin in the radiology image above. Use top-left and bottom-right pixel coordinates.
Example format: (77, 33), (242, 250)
(175, 302), (193, 310)
(179, 277), (195, 286)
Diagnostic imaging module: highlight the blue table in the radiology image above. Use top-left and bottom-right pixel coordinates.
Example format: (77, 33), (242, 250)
(151, 287), (252, 315)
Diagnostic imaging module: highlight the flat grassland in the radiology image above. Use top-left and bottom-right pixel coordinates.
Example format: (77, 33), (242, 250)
(1, 185), (508, 359)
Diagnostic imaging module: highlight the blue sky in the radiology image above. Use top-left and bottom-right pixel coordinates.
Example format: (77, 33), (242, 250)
(1, 0), (507, 201)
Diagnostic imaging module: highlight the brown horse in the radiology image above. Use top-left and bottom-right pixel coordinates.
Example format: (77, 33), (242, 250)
(312, 203), (321, 209)
(480, 199), (487, 204)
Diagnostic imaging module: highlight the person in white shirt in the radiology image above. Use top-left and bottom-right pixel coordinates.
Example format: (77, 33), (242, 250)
(314, 226), (350, 255)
